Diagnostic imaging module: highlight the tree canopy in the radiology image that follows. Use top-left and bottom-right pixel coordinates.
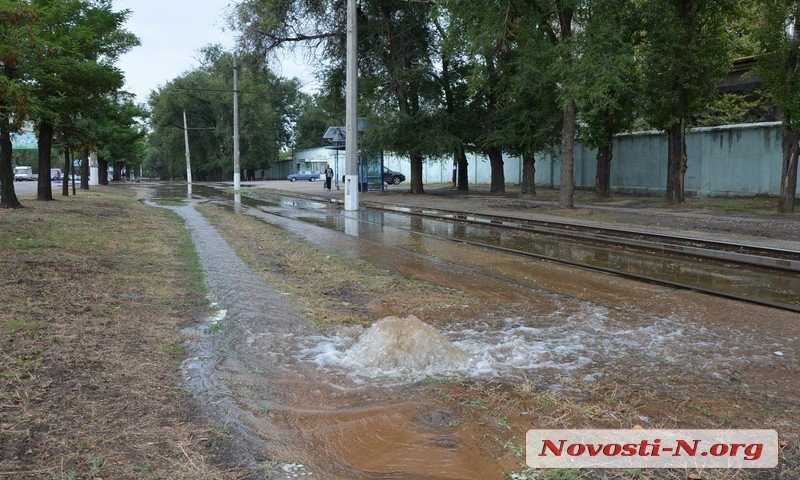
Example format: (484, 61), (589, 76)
(146, 47), (300, 181)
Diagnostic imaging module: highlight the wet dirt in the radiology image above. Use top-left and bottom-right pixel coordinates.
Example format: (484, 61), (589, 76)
(146, 184), (800, 479)
(148, 194), (520, 479)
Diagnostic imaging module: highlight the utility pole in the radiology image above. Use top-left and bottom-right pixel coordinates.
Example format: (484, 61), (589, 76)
(344, 0), (359, 211)
(233, 55), (241, 193)
(183, 110), (192, 184)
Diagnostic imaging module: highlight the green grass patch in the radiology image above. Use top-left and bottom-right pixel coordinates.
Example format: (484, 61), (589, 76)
(176, 222), (206, 296)
(2, 318), (43, 335)
(205, 321), (227, 334)
(160, 341), (187, 357)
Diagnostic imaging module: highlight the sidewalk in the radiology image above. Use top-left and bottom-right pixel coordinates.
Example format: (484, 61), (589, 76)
(240, 180), (800, 251)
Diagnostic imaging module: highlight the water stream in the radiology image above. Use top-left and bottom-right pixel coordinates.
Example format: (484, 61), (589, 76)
(145, 185), (798, 479)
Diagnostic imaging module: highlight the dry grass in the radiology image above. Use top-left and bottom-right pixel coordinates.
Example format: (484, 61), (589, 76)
(196, 203), (487, 328)
(0, 187), (247, 479)
(421, 372), (798, 480)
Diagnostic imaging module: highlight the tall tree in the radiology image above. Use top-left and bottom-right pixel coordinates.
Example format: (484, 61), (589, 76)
(570, 0), (639, 197)
(30, 0), (137, 199)
(97, 93), (147, 180)
(147, 47), (297, 181)
(431, 10), (476, 192)
(233, 0), (440, 194)
(755, 0), (800, 213)
(640, 0), (733, 204)
(495, 32), (562, 197)
(0, 1), (37, 209)
(293, 93), (338, 150)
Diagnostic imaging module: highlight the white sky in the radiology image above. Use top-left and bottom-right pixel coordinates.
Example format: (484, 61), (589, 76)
(112, 0), (320, 106)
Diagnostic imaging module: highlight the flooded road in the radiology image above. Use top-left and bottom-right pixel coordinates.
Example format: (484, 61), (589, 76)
(147, 184), (800, 479)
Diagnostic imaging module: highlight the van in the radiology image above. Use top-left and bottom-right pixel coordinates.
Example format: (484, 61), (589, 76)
(14, 166), (34, 181)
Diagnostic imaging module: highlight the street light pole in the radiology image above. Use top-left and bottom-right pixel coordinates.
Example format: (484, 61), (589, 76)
(233, 55), (241, 193)
(344, 0), (359, 211)
(183, 110), (192, 184)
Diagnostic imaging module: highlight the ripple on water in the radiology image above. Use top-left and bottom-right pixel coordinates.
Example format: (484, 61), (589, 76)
(297, 304), (784, 385)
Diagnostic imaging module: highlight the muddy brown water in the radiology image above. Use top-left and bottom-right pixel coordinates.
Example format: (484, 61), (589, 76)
(175, 184), (800, 310)
(147, 184), (799, 479)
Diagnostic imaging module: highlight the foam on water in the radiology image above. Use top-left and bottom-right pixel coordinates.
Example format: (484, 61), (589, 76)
(341, 315), (468, 372)
(296, 305), (761, 383)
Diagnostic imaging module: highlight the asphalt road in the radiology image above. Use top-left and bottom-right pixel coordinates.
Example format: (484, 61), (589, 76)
(4, 180), (64, 196)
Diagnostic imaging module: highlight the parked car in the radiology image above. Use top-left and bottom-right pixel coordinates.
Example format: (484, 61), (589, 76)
(287, 170), (320, 182)
(382, 168), (405, 185)
(50, 168), (62, 181)
(14, 166), (34, 181)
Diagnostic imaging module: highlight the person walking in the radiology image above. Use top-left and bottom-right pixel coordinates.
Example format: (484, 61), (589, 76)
(324, 164), (333, 190)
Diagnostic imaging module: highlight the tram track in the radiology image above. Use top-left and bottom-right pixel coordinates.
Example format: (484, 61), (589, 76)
(204, 186), (800, 314)
(288, 190), (800, 273)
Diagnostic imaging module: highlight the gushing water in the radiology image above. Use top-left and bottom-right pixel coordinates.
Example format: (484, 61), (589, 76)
(341, 315), (468, 372)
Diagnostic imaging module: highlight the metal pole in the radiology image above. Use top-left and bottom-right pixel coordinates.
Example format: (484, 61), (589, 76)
(344, 0), (359, 211)
(183, 110), (192, 184)
(233, 55), (241, 193)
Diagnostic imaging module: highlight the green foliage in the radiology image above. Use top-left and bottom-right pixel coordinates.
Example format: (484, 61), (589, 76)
(693, 90), (773, 126)
(0, 0), (38, 129)
(728, 0), (762, 58)
(293, 93), (338, 150)
(29, 0), (139, 151)
(571, 0), (639, 148)
(96, 93), (147, 168)
(639, 0), (735, 130)
(754, 0), (800, 127)
(147, 47), (298, 180)
(443, 0), (564, 159)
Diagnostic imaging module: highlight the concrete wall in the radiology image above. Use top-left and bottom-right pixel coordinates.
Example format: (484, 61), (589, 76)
(295, 122), (799, 196)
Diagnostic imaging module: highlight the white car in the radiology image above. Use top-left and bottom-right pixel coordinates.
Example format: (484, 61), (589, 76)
(14, 166), (34, 181)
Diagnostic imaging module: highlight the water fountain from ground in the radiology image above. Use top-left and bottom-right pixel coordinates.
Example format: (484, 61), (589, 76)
(342, 315), (468, 372)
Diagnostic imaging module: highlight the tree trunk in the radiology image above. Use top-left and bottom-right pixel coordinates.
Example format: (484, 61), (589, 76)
(521, 152), (536, 196)
(778, 3), (800, 213)
(595, 109), (614, 197)
(779, 123), (799, 213)
(488, 147), (505, 194)
(80, 149), (89, 190)
(71, 159), (76, 196)
(0, 117), (22, 208)
(457, 146), (469, 191)
(665, 87), (688, 204)
(595, 145), (612, 197)
(558, 99), (578, 208)
(112, 164), (121, 181)
(665, 120), (687, 204)
(98, 157), (108, 185)
(62, 150), (71, 197)
(410, 153), (424, 194)
(37, 121), (55, 201)
(451, 156), (457, 186)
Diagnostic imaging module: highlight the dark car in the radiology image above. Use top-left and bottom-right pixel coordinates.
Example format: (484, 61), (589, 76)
(383, 168), (405, 185)
(287, 170), (320, 182)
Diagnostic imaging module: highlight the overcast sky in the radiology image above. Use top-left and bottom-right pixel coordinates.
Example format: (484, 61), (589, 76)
(112, 0), (319, 105)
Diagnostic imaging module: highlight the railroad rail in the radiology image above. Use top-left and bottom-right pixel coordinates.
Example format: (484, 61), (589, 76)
(276, 189), (800, 273)
(211, 186), (800, 313)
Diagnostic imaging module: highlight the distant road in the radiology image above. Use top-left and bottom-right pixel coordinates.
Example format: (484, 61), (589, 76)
(6, 180), (60, 196)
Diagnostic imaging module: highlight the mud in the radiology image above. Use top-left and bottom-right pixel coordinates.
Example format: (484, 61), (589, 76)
(146, 184), (800, 479)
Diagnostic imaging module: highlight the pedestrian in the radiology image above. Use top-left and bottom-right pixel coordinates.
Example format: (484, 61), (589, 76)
(324, 163), (333, 190)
